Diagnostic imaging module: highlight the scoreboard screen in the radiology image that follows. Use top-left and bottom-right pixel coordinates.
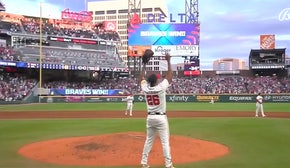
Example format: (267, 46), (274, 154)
(183, 56), (200, 76)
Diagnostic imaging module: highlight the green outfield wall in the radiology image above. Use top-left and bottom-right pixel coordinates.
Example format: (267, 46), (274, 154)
(35, 94), (290, 103)
(1, 94), (289, 104)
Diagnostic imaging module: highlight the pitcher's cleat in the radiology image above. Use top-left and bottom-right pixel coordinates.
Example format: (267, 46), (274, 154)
(141, 164), (150, 168)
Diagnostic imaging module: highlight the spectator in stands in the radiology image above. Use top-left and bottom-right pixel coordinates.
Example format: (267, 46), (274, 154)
(42, 75), (289, 95)
(0, 45), (20, 61)
(0, 74), (37, 101)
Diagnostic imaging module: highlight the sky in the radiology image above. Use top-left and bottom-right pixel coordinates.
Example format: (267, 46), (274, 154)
(2, 0), (290, 70)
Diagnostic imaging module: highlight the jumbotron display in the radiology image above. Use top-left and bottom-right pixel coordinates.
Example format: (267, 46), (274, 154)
(128, 23), (200, 76)
(128, 24), (199, 57)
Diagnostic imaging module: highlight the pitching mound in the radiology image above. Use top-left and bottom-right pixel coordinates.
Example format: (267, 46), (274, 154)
(18, 132), (229, 166)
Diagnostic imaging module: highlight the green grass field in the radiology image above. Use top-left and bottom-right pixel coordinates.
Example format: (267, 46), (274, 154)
(0, 102), (290, 168)
(0, 102), (289, 112)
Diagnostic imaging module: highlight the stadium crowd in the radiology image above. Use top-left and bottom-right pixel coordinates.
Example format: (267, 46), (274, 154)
(0, 12), (122, 68)
(168, 76), (289, 94)
(0, 74), (37, 101)
(0, 45), (20, 61)
(42, 75), (290, 95)
(0, 74), (289, 102)
(43, 77), (138, 94)
(0, 13), (121, 41)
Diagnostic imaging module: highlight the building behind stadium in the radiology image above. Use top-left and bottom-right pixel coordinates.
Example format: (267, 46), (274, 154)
(88, 0), (168, 71)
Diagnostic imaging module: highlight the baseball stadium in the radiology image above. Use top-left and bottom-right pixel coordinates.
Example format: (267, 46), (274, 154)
(0, 0), (290, 168)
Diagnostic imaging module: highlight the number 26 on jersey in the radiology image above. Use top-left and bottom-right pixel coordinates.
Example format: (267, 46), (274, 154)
(146, 95), (160, 105)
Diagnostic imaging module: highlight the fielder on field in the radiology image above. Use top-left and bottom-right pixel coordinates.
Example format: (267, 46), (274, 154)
(140, 51), (175, 168)
(255, 93), (266, 117)
(124, 94), (134, 116)
(210, 97), (214, 104)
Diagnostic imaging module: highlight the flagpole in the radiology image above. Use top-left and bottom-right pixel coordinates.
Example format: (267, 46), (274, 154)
(38, 1), (43, 103)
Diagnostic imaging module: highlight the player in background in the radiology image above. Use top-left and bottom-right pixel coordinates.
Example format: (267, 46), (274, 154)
(210, 96), (214, 104)
(140, 53), (175, 168)
(125, 93), (134, 116)
(255, 93), (266, 117)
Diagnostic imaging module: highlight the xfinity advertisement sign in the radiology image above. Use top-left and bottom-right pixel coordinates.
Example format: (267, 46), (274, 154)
(151, 45), (198, 56)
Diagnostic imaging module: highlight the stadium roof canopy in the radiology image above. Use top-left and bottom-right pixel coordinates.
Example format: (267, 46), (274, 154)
(249, 48), (286, 58)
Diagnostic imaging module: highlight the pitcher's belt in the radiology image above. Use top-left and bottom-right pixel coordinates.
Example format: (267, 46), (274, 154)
(148, 113), (166, 115)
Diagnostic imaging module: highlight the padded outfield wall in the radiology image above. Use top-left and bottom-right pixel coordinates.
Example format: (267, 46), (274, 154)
(37, 88), (290, 103)
(17, 94), (290, 104)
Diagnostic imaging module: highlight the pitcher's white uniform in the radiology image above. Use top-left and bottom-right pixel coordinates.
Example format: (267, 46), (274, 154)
(140, 78), (173, 168)
(125, 95), (134, 116)
(256, 94), (266, 117)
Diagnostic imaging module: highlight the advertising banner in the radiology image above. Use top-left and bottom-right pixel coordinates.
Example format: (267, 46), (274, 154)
(48, 36), (98, 45)
(196, 95), (219, 102)
(0, 60), (28, 69)
(128, 46), (151, 57)
(0, 60), (127, 72)
(134, 94), (290, 103)
(103, 21), (117, 31)
(49, 89), (124, 96)
(22, 94), (290, 104)
(61, 8), (92, 22)
(225, 95), (255, 102)
(0, 60), (17, 66)
(151, 45), (198, 56)
(260, 34), (275, 49)
(266, 95), (290, 102)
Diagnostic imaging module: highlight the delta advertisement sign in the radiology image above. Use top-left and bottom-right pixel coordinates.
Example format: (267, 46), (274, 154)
(128, 23), (199, 56)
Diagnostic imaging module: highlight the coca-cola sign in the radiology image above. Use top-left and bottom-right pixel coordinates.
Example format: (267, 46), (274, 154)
(278, 8), (290, 21)
(61, 8), (92, 22)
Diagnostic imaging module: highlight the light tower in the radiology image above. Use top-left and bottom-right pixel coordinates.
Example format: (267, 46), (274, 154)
(185, 0), (199, 24)
(185, 0), (200, 76)
(0, 0), (6, 12)
(128, 0), (141, 22)
(127, 0), (142, 75)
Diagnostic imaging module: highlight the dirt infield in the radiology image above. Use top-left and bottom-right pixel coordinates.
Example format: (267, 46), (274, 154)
(2, 111), (290, 167)
(18, 132), (229, 167)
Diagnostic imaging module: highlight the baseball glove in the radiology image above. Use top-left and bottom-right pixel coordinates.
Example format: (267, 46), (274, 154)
(142, 49), (154, 64)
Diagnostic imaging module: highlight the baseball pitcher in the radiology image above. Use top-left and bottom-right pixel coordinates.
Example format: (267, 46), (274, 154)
(140, 52), (175, 168)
